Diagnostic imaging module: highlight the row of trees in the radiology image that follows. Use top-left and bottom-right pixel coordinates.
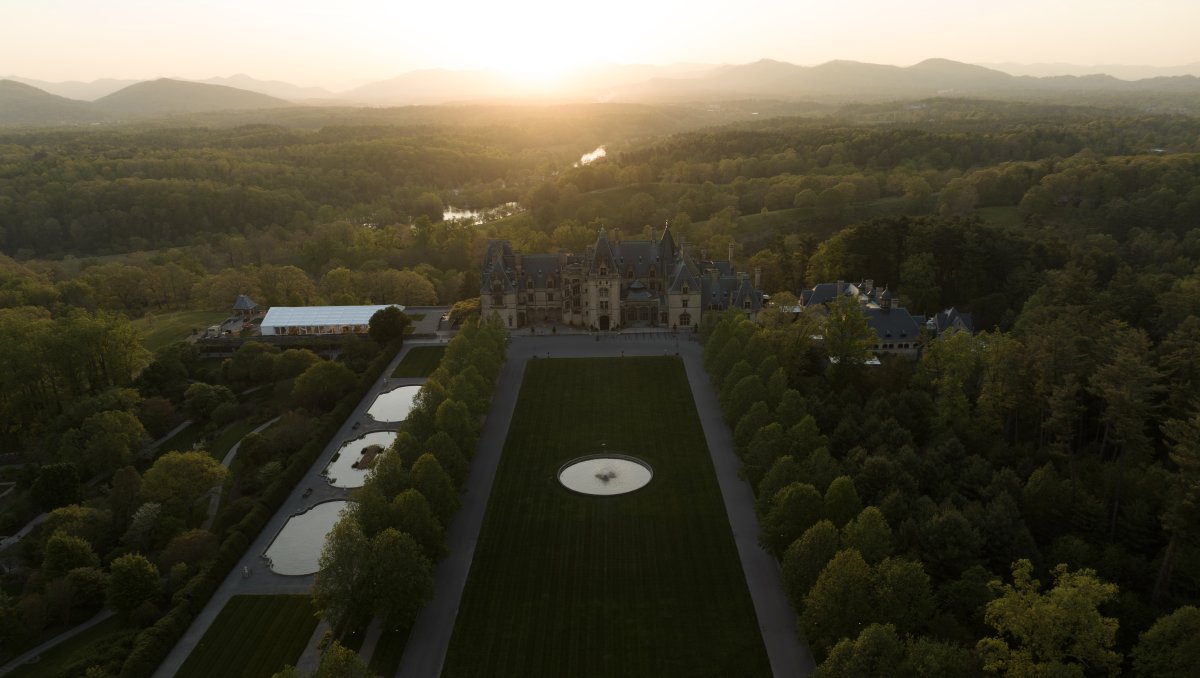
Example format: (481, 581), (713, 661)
(703, 293), (1199, 674)
(312, 316), (507, 637)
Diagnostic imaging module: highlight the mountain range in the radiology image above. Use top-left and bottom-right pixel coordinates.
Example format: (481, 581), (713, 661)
(4, 58), (1200, 126)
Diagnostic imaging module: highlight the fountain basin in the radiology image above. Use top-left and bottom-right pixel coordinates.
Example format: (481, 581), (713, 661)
(263, 500), (352, 575)
(324, 431), (397, 488)
(558, 455), (653, 496)
(367, 385), (421, 422)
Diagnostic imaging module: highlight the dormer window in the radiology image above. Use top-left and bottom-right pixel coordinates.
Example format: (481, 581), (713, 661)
(600, 266), (607, 276)
(682, 284), (689, 295)
(527, 279), (534, 289)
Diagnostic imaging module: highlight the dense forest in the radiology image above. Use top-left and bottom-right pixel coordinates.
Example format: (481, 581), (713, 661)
(0, 97), (1198, 675)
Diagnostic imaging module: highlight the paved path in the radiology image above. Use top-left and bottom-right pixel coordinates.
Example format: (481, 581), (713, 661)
(151, 341), (444, 678)
(0, 512), (47, 551)
(0, 609), (116, 677)
(148, 419), (193, 452)
(396, 332), (812, 677)
(295, 620), (331, 674)
(201, 417), (282, 530)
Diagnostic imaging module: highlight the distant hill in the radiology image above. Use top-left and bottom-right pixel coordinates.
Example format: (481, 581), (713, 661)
(342, 69), (516, 105)
(92, 78), (292, 116)
(979, 61), (1200, 80)
(0, 79), (103, 125)
(198, 74), (334, 101)
(2, 76), (140, 100)
(606, 58), (1200, 103)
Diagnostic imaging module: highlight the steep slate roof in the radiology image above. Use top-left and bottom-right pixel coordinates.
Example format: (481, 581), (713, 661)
(233, 294), (258, 311)
(590, 230), (617, 273)
(480, 240), (518, 293)
(733, 277), (764, 311)
(803, 282), (853, 307)
(519, 254), (562, 287)
(863, 306), (922, 342)
(668, 251), (702, 293)
(932, 307), (975, 334)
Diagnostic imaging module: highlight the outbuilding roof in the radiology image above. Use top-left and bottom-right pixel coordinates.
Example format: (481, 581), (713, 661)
(260, 305), (404, 328)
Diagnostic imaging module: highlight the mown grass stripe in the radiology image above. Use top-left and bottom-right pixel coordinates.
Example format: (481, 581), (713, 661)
(443, 357), (769, 677)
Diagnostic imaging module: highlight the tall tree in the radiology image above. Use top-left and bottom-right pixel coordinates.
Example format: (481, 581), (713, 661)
(976, 559), (1121, 676)
(801, 549), (876, 657)
(1132, 606), (1200, 678)
(107, 553), (160, 618)
(313, 516), (372, 633)
(821, 295), (875, 370)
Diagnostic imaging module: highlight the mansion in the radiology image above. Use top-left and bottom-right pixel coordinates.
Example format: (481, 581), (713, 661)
(480, 226), (763, 330)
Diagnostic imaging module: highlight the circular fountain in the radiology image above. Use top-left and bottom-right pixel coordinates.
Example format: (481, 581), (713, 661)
(558, 454), (653, 496)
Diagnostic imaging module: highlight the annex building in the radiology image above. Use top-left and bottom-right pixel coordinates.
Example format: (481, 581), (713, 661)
(480, 226), (763, 330)
(801, 279), (974, 358)
(259, 304), (404, 336)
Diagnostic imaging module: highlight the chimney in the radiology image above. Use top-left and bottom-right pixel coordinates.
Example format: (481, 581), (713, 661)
(754, 267), (762, 290)
(865, 279), (874, 293)
(614, 228), (621, 244)
(515, 253), (523, 276)
(727, 241), (734, 264)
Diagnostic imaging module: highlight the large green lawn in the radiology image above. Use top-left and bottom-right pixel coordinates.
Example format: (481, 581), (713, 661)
(177, 595), (318, 678)
(442, 357), (769, 678)
(390, 345), (445, 378)
(131, 309), (229, 352)
(6, 615), (135, 678)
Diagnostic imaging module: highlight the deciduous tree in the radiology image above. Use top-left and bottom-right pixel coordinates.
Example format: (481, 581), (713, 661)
(976, 559), (1121, 676)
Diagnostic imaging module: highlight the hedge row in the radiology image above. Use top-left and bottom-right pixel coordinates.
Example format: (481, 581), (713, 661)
(118, 342), (402, 678)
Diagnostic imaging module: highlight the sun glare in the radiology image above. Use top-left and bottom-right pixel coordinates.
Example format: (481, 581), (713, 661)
(476, 45), (578, 86)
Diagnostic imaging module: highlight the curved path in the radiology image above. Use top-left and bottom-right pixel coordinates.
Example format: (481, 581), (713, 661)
(397, 333), (813, 677)
(200, 416), (282, 530)
(151, 341), (440, 678)
(0, 610), (115, 676)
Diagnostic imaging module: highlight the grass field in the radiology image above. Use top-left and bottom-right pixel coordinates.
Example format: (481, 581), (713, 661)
(368, 625), (411, 676)
(177, 595), (318, 678)
(976, 205), (1024, 227)
(207, 418), (264, 461)
(131, 310), (229, 352)
(6, 616), (134, 678)
(390, 345), (446, 378)
(441, 357), (769, 678)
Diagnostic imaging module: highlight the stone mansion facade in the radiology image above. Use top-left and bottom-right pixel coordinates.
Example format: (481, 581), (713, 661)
(480, 226), (763, 331)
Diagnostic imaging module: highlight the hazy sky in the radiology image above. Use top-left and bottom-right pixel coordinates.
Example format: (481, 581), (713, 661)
(4, 0), (1198, 89)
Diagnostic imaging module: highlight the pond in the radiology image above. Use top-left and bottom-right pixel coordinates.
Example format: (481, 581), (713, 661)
(324, 431), (398, 488)
(263, 500), (352, 575)
(367, 385), (421, 422)
(577, 145), (606, 166)
(442, 202), (520, 224)
(558, 455), (653, 496)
